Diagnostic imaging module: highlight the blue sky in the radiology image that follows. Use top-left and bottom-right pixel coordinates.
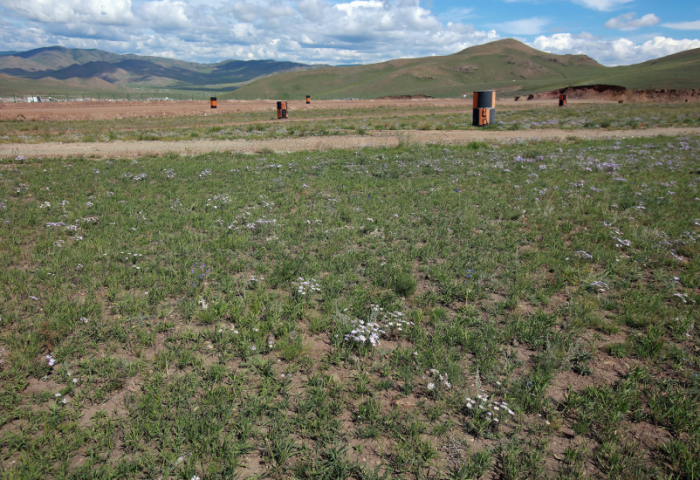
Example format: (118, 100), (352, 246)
(0, 0), (697, 66)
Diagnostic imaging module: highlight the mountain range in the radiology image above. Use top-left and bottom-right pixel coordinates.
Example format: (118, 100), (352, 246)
(0, 40), (699, 97)
(0, 46), (324, 93)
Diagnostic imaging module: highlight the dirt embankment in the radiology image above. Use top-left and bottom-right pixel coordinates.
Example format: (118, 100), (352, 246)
(517, 84), (700, 103)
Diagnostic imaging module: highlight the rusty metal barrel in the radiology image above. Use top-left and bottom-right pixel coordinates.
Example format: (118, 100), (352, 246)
(277, 101), (288, 119)
(472, 91), (496, 127)
(210, 97), (217, 108)
(306, 95), (310, 104)
(559, 93), (567, 107)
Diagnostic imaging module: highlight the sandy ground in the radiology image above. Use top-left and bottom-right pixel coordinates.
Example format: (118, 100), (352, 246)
(2, 127), (698, 159)
(0, 97), (614, 122)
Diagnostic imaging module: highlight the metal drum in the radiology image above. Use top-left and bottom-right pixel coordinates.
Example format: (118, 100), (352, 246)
(277, 101), (288, 119)
(472, 91), (496, 126)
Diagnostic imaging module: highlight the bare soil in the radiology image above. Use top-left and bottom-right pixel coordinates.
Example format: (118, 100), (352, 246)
(0, 97), (618, 122)
(2, 127), (699, 159)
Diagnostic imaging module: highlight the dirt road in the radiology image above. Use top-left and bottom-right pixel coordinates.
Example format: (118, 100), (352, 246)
(2, 127), (698, 159)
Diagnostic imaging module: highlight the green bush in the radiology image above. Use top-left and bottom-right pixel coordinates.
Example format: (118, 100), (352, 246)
(393, 272), (417, 297)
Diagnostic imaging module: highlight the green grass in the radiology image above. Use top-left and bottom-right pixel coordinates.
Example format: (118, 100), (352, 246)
(0, 132), (699, 478)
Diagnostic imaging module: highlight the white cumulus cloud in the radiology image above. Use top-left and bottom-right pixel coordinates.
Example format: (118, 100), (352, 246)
(605, 13), (660, 30)
(532, 33), (700, 65)
(572, 0), (633, 12)
(0, 0), (500, 64)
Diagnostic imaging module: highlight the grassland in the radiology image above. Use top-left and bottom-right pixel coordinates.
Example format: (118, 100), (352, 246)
(2, 102), (700, 145)
(1, 104), (699, 480)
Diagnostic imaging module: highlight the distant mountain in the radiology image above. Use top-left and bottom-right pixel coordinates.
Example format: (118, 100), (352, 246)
(235, 38), (700, 98)
(0, 46), (326, 92)
(2, 40), (698, 98)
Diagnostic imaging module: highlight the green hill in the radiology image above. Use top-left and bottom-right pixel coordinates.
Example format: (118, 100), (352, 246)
(235, 39), (700, 98)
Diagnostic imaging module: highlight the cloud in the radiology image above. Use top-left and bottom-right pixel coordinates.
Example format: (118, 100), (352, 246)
(572, 0), (633, 12)
(0, 0), (135, 25)
(436, 7), (475, 23)
(0, 0), (500, 64)
(663, 20), (700, 30)
(492, 17), (549, 35)
(532, 33), (700, 65)
(605, 13), (660, 30)
(139, 1), (191, 31)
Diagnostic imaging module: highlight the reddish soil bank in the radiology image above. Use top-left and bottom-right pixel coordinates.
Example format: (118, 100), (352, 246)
(518, 84), (700, 103)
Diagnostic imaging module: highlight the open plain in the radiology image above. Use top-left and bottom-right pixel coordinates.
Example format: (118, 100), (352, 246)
(0, 97), (699, 479)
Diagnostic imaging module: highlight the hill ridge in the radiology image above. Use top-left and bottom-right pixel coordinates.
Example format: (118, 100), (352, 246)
(233, 38), (700, 97)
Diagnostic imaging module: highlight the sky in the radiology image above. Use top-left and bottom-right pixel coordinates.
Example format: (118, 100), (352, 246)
(0, 0), (698, 67)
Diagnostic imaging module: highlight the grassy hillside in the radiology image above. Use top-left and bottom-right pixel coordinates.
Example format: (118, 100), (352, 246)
(235, 39), (700, 98)
(570, 47), (700, 91)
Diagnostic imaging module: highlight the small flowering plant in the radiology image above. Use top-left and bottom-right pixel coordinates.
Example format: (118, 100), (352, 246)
(293, 277), (321, 301)
(425, 368), (452, 398)
(464, 392), (516, 437)
(188, 259), (210, 294)
(335, 305), (412, 355)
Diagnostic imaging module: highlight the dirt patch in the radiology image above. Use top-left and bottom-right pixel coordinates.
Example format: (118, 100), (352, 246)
(23, 377), (63, 395)
(547, 351), (633, 404)
(0, 98), (464, 122)
(78, 386), (132, 427)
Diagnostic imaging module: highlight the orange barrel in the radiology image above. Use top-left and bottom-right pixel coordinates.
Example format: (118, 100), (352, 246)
(472, 91), (496, 126)
(277, 101), (288, 119)
(210, 97), (217, 108)
(306, 95), (310, 104)
(559, 93), (567, 107)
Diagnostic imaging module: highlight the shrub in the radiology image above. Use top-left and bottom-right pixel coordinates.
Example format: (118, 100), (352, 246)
(394, 272), (417, 297)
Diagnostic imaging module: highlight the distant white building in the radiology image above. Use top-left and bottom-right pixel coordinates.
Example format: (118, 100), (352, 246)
(26, 96), (41, 103)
